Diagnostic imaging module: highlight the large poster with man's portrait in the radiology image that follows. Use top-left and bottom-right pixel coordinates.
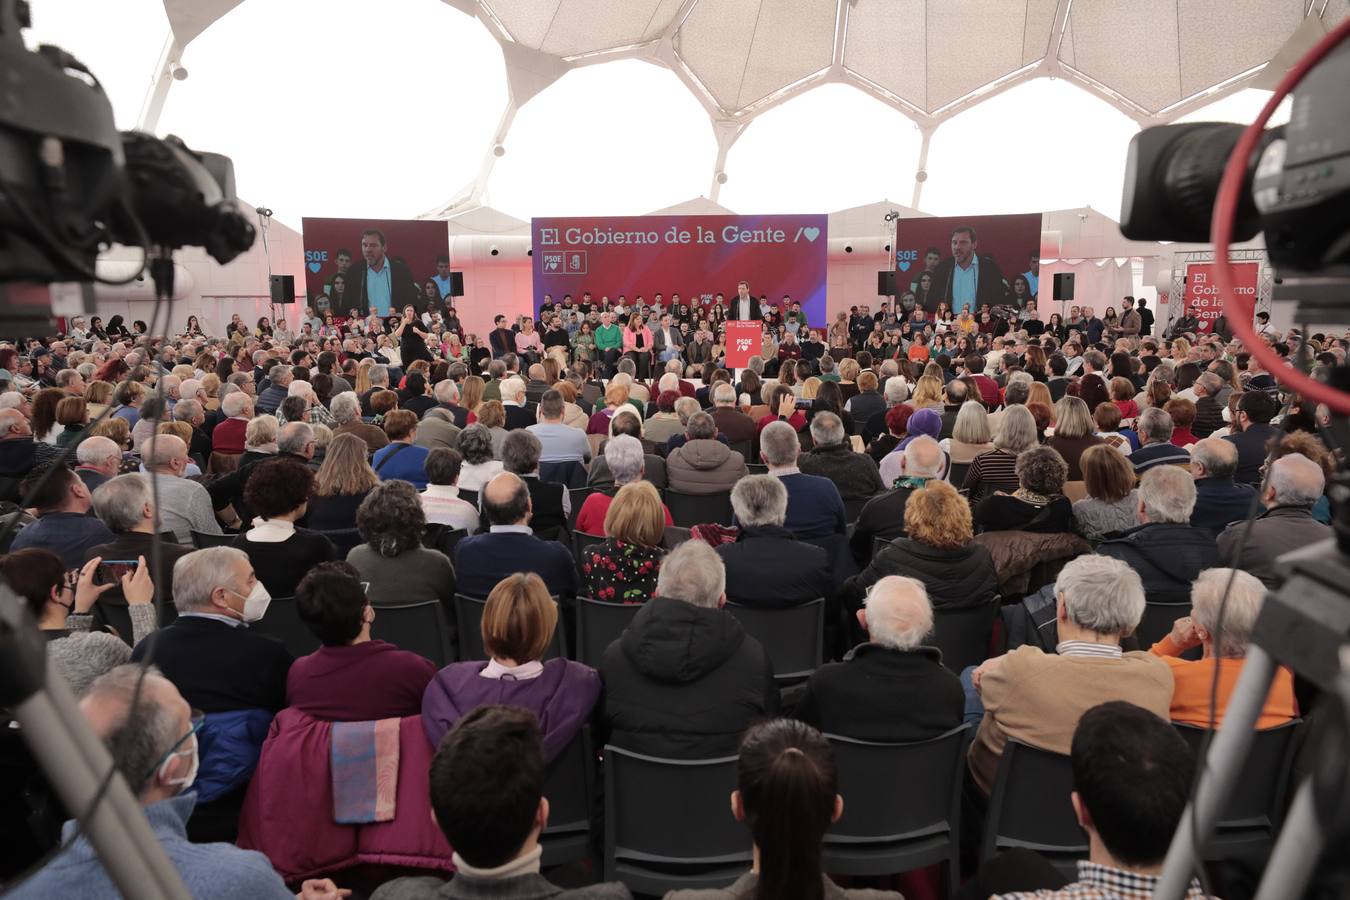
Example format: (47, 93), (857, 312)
(301, 218), (452, 319)
(893, 213), (1042, 315)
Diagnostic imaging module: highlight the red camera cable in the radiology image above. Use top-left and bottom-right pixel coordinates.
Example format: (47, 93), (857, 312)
(1211, 14), (1350, 413)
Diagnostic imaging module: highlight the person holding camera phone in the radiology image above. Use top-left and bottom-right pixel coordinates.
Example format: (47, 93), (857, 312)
(0, 549), (156, 644)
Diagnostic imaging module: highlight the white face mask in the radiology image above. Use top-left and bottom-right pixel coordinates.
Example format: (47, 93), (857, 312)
(159, 732), (199, 792)
(227, 580), (272, 623)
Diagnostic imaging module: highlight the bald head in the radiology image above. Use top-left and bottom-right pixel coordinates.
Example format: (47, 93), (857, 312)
(0, 408), (31, 438)
(861, 576), (933, 651)
(902, 435), (943, 478)
(482, 471), (530, 526)
(1190, 437), (1238, 480)
(76, 435), (122, 476)
(146, 434), (189, 473)
(1267, 453), (1325, 507)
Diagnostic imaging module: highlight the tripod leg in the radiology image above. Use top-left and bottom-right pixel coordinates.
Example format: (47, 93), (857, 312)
(1155, 645), (1278, 900)
(1253, 779), (1323, 900)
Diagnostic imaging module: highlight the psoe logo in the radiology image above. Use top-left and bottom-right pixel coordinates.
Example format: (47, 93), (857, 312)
(895, 249), (919, 273)
(305, 249), (328, 273)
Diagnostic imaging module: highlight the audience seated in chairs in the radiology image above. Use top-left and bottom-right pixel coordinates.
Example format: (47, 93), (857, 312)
(842, 479), (999, 617)
(1128, 406), (1191, 474)
(1188, 437), (1257, 537)
(1149, 567), (1297, 728)
(716, 474), (832, 607)
(8, 664), (344, 900)
(1217, 451), (1331, 587)
(796, 575), (963, 743)
(973, 446), (1076, 535)
(576, 434), (673, 535)
(962, 404), (1038, 504)
(370, 706), (631, 900)
(849, 434), (946, 564)
(372, 410), (431, 490)
(329, 389), (388, 453)
(975, 702), (1201, 900)
(287, 561), (437, 721)
(527, 388), (591, 464)
(665, 719), (902, 900)
(87, 473), (191, 627)
(422, 572), (599, 758)
(419, 446), (481, 534)
(348, 480), (457, 612)
(455, 423), (505, 493)
(1046, 396), (1104, 481)
(10, 463), (113, 569)
(797, 411), (884, 501)
(597, 540), (779, 758)
(667, 411), (748, 497)
(454, 472), (577, 599)
(590, 409), (669, 490)
(964, 554), (1173, 796)
(231, 454), (337, 598)
(760, 420), (845, 540)
(501, 429), (568, 535)
(306, 432), (380, 531)
(1070, 444), (1139, 542)
(1097, 465), (1218, 607)
(582, 480), (667, 604)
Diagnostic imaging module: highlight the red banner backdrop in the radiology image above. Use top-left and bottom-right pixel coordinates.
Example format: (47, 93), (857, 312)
(725, 320), (762, 369)
(1184, 261), (1259, 332)
(301, 217), (450, 315)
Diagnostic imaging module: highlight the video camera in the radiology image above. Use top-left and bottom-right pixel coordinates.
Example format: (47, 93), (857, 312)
(0, 0), (254, 330)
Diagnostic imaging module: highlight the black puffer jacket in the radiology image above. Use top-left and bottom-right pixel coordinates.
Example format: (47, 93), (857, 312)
(1097, 522), (1218, 606)
(597, 596), (779, 758)
(839, 538), (1000, 613)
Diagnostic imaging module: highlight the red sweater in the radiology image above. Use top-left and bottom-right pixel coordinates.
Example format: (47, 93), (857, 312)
(212, 417), (248, 454)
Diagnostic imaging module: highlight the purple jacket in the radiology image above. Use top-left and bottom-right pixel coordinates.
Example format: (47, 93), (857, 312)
(421, 658), (601, 761)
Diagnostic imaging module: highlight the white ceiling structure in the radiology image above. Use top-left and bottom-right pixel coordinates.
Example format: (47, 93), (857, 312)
(146, 0), (1344, 220)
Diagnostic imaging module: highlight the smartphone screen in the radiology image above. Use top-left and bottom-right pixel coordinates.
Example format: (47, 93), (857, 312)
(94, 560), (138, 586)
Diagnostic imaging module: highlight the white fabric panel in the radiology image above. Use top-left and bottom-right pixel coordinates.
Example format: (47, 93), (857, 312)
(163, 0), (245, 47)
(925, 1), (1029, 110)
(1022, 0), (1059, 67)
(1039, 259), (1134, 315)
(1177, 0), (1302, 98)
(641, 0), (690, 42)
(677, 0), (764, 110)
(842, 0), (928, 108)
(539, 0), (677, 55)
(735, 0), (836, 107)
(483, 0), (560, 48)
(1065, 0), (1181, 112)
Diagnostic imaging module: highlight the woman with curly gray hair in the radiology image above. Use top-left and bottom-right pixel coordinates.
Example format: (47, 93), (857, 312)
(347, 480), (457, 612)
(455, 423), (504, 493)
(972, 445), (1077, 535)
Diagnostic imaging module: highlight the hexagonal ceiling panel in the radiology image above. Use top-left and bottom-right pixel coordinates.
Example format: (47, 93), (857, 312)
(482, 0), (686, 57)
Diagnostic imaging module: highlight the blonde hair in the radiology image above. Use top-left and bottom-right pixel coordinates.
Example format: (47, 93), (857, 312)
(604, 384), (631, 408)
(838, 358), (861, 382)
(157, 420), (191, 443)
(85, 380), (114, 406)
(316, 432), (380, 496)
(904, 481), (972, 549)
(912, 375), (942, 407)
(1026, 382), (1052, 409)
(461, 375), (485, 412)
(952, 400), (991, 444)
(355, 359), (374, 395)
(200, 373), (221, 398)
(56, 396), (87, 426)
(800, 377), (821, 401)
(89, 416), (130, 447)
(603, 481), (665, 547)
(482, 572), (557, 663)
(1052, 396), (1094, 439)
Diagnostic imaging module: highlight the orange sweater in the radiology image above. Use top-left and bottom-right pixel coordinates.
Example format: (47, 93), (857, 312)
(1149, 636), (1298, 728)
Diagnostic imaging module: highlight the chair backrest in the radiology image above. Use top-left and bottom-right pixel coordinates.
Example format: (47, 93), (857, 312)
(316, 527), (363, 557)
(725, 599), (824, 682)
(872, 536), (894, 561)
(567, 487), (593, 531)
(207, 451), (242, 476)
(947, 461), (971, 487)
(540, 727), (596, 868)
(540, 459), (589, 490)
(1175, 719), (1301, 835)
(931, 602), (1000, 673)
(746, 463), (769, 476)
(458, 489), (479, 511)
(191, 529), (236, 549)
(576, 597), (642, 667)
(1061, 481), (1088, 502)
(587, 433), (606, 459)
(981, 740), (1087, 865)
(371, 600), (455, 668)
(1136, 601), (1191, 649)
(252, 596), (321, 658)
(825, 725), (970, 864)
(842, 495), (870, 524)
(423, 524), (469, 560)
(581, 382), (603, 407)
(726, 440), (752, 463)
(571, 531), (608, 582)
(453, 593), (564, 662)
(603, 745), (751, 893)
(661, 526), (691, 549)
(664, 489), (734, 528)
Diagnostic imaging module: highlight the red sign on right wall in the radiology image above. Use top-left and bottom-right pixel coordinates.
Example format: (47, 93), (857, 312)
(1184, 261), (1259, 331)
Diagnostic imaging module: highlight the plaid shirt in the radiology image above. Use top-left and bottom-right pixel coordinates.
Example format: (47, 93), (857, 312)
(995, 861), (1209, 900)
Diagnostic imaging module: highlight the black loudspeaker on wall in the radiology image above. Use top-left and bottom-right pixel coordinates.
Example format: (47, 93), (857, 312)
(877, 271), (897, 296)
(449, 271), (465, 298)
(269, 274), (296, 304)
(1052, 272), (1075, 302)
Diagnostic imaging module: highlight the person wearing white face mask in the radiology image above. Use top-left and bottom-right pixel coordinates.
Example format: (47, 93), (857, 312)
(7, 664), (348, 900)
(131, 547), (293, 716)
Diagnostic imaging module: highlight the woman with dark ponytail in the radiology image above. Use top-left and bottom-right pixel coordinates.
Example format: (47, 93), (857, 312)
(668, 719), (902, 900)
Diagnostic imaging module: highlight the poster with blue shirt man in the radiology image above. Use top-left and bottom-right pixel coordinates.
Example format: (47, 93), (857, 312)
(346, 228), (420, 316)
(930, 224), (1009, 314)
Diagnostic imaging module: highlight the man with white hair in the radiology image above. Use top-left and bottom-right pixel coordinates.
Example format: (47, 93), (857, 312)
(499, 376), (536, 430)
(286, 379), (337, 428)
(88, 473), (193, 623)
(430, 377), (469, 428)
(257, 364), (292, 415)
(966, 554), (1173, 795)
(1217, 452), (1332, 586)
(1098, 465), (1217, 607)
(1188, 437), (1256, 536)
(1149, 568), (1297, 727)
(708, 382), (756, 445)
(850, 434), (944, 562)
(158, 374), (182, 412)
(715, 474), (832, 607)
(144, 434), (223, 544)
(54, 366), (86, 396)
(74, 435), (123, 491)
(330, 390), (388, 452)
(597, 540), (778, 757)
(0, 405), (40, 488)
(862, 374), (912, 445)
(171, 398), (213, 464)
(760, 420), (845, 540)
(1129, 406), (1191, 473)
(799, 411), (885, 500)
(212, 390), (254, 454)
(796, 575), (963, 741)
(131, 547), (294, 713)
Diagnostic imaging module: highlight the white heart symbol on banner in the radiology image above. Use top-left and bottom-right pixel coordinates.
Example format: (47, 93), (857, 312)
(802, 227), (820, 242)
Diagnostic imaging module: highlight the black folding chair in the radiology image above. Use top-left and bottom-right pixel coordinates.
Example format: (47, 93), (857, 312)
(567, 487), (593, 532)
(371, 600), (455, 667)
(947, 461), (972, 487)
(315, 527), (363, 557)
(575, 597), (642, 667)
(540, 728), (596, 868)
(1175, 719), (1302, 859)
(981, 740), (1087, 879)
(664, 489), (734, 528)
(725, 599), (824, 683)
(540, 460), (589, 490)
(661, 526), (691, 549)
(931, 602), (1000, 673)
(825, 725), (970, 893)
(191, 530), (235, 549)
(252, 596), (321, 658)
(1136, 601), (1191, 650)
(423, 524), (469, 560)
(603, 745), (750, 894)
(746, 463), (769, 476)
(726, 440), (752, 462)
(454, 593), (564, 662)
(571, 531), (608, 584)
(842, 496), (871, 524)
